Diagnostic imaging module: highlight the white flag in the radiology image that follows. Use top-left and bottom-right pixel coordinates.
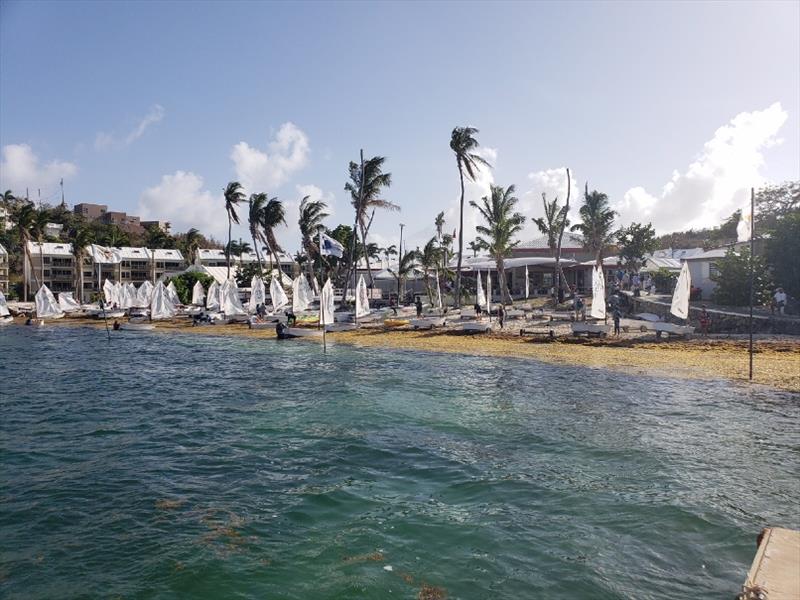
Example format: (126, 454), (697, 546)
(487, 270), (492, 316)
(524, 264), (530, 299)
(319, 232), (344, 258)
(737, 207), (753, 242)
(476, 270), (486, 308)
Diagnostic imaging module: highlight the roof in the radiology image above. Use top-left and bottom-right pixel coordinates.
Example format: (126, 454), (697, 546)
(644, 256), (682, 270)
(517, 233), (584, 250)
(184, 264), (239, 285)
(578, 256), (623, 267)
(651, 247), (705, 260)
(27, 241), (73, 256)
(197, 248), (227, 261)
(116, 246), (152, 261)
(239, 251), (260, 263)
(464, 256), (579, 271)
(683, 247), (731, 260)
(0, 243), (6, 256)
(153, 248), (184, 261)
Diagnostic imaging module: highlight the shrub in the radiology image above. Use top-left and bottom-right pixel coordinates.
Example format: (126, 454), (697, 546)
(167, 272), (215, 305)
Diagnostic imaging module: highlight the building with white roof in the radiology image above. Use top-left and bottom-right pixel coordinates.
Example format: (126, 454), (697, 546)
(152, 248), (185, 280)
(0, 243), (8, 293)
(196, 248), (296, 277)
(682, 244), (745, 300)
(25, 241), (76, 295)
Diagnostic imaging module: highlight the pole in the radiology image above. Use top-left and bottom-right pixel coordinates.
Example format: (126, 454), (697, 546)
(399, 223), (405, 302)
(749, 187), (755, 381)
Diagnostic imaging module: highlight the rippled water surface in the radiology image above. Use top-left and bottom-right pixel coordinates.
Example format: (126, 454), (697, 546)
(1, 325), (798, 599)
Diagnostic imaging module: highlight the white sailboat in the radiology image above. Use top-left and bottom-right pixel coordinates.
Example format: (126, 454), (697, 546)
(166, 281), (181, 306)
(657, 261), (695, 337)
(220, 279), (247, 318)
(35, 284), (65, 320)
(58, 291), (81, 313)
(269, 276), (289, 313)
(150, 281), (177, 320)
(206, 280), (220, 312)
(292, 274), (313, 314)
(191, 281), (205, 306)
(248, 276), (266, 314)
(0, 290), (13, 324)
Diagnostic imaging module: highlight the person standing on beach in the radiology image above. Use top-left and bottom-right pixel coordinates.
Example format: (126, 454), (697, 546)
(415, 296), (423, 317)
(699, 305), (711, 336)
(498, 304), (505, 329)
(773, 288), (787, 315)
(612, 307), (621, 336)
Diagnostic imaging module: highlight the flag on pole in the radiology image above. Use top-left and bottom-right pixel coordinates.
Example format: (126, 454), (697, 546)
(319, 232), (344, 258)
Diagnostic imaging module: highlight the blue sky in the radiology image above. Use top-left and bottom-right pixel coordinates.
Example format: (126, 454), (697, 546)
(1, 0), (798, 252)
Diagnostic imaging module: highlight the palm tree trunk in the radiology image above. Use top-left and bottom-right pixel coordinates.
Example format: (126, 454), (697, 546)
(251, 232), (264, 275)
(454, 159), (465, 308)
(555, 168), (571, 301)
(79, 253), (84, 303)
(226, 214), (232, 280)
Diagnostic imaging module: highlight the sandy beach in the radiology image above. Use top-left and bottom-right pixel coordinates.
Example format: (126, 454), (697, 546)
(24, 316), (800, 393)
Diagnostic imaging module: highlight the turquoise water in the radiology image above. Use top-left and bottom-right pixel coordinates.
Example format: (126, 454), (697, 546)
(0, 326), (798, 599)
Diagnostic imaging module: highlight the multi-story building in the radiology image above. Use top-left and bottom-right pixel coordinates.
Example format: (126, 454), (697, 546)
(153, 249), (185, 280)
(0, 243), (9, 293)
(25, 242), (76, 296)
(196, 248), (296, 277)
(73, 203), (108, 220)
(141, 220), (170, 232)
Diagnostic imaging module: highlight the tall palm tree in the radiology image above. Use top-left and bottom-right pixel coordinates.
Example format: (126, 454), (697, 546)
(247, 193), (268, 274)
(532, 189), (571, 295)
(388, 248), (418, 302)
(470, 184), (526, 305)
(13, 202), (40, 300)
(182, 227), (202, 266)
(223, 181), (245, 279)
(417, 237), (442, 304)
(260, 198), (287, 283)
(298, 195), (329, 280)
(344, 154), (396, 289)
(450, 126), (491, 307)
(467, 240), (482, 258)
(71, 227), (93, 302)
(570, 184), (617, 267)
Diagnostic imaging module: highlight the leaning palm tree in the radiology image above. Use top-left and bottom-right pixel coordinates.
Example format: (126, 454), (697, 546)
(344, 154), (396, 289)
(298, 195), (329, 280)
(71, 227), (93, 302)
(247, 193), (268, 274)
(570, 184), (617, 267)
(223, 181), (246, 279)
(450, 126), (491, 306)
(259, 198), (287, 283)
(470, 184), (526, 305)
(13, 202), (40, 300)
(417, 237), (442, 305)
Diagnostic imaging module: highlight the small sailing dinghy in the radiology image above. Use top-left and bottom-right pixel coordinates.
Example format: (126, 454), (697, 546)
(410, 317), (446, 329)
(119, 322), (156, 331)
(0, 290), (12, 324)
(35, 284), (65, 321)
(460, 321), (491, 332)
(276, 324), (323, 339)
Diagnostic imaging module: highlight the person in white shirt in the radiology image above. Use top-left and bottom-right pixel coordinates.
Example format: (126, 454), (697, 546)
(773, 288), (787, 315)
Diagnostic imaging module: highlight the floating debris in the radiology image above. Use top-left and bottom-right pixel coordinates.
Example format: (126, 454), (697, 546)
(155, 498), (185, 510)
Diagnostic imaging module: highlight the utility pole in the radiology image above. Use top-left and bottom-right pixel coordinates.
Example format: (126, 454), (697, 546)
(60, 178), (66, 208)
(399, 223), (405, 301)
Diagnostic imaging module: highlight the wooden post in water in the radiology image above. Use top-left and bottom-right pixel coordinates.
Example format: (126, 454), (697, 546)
(749, 188), (755, 381)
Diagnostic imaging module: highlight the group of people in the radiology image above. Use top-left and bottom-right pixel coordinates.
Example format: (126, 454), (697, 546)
(612, 270), (656, 297)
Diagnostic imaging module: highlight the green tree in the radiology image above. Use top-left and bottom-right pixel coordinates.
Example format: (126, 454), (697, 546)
(616, 222), (657, 272)
(298, 195), (329, 280)
(764, 211), (800, 298)
(711, 247), (772, 307)
(755, 181), (799, 231)
(388, 248), (418, 301)
(71, 227), (94, 302)
(223, 181), (245, 279)
(180, 227), (203, 266)
(532, 187), (571, 294)
(13, 202), (41, 298)
(167, 271), (215, 305)
(417, 237), (442, 304)
(260, 198), (287, 282)
(470, 184), (526, 305)
(450, 126), (491, 306)
(247, 193), (268, 274)
(571, 184), (617, 266)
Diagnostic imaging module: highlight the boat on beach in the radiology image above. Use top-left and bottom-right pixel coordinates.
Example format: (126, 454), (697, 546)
(325, 322), (357, 332)
(410, 317), (446, 329)
(119, 322), (155, 331)
(277, 326), (323, 339)
(461, 321), (492, 332)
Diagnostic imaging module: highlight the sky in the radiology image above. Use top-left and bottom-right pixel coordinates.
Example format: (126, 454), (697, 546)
(1, 0), (798, 254)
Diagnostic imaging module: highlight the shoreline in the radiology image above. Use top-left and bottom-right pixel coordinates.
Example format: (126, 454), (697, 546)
(14, 316), (800, 393)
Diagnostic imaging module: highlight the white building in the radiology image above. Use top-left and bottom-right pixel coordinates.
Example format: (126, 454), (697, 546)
(25, 241), (75, 296)
(682, 247), (732, 300)
(0, 243), (9, 293)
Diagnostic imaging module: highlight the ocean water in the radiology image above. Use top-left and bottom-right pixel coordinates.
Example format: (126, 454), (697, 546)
(0, 326), (797, 599)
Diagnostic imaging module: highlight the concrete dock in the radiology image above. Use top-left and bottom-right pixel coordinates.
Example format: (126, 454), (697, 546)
(739, 527), (800, 599)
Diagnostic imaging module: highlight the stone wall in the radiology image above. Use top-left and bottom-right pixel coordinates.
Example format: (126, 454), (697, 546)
(630, 296), (800, 335)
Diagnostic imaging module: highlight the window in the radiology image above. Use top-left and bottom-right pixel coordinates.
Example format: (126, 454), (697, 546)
(709, 262), (719, 278)
(43, 270), (51, 277)
(43, 257), (51, 264)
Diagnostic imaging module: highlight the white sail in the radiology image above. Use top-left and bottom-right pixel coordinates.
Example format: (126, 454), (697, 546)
(136, 281), (154, 308)
(248, 276), (266, 313)
(270, 276), (289, 312)
(355, 274), (370, 319)
(166, 281), (181, 306)
(103, 279), (116, 305)
(590, 266), (606, 319)
(191, 281), (205, 306)
(35, 284), (64, 318)
(292, 274), (313, 313)
(206, 281), (220, 311)
(0, 289), (9, 317)
(476, 270), (486, 308)
(113, 282), (123, 307)
(126, 283), (138, 309)
(150, 281), (177, 320)
(525, 264), (530, 299)
(671, 261), (691, 320)
(320, 278), (335, 325)
(58, 291), (81, 313)
(487, 270), (492, 315)
(311, 277), (321, 296)
(221, 279), (247, 315)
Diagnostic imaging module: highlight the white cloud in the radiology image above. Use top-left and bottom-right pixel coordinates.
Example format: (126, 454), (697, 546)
(0, 144), (78, 197)
(519, 167), (582, 242)
(615, 102), (788, 232)
(137, 171), (225, 239)
(95, 104), (165, 150)
(272, 183), (336, 254)
(230, 122), (310, 193)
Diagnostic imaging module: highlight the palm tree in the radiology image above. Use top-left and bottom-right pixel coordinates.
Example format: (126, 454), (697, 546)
(182, 227), (202, 266)
(470, 184), (526, 305)
(450, 126), (491, 306)
(223, 181), (245, 279)
(381, 244), (397, 263)
(260, 198), (287, 282)
(467, 240), (482, 258)
(344, 154), (396, 289)
(14, 202), (40, 300)
(298, 195), (329, 280)
(570, 184), (617, 267)
(247, 193), (268, 274)
(388, 248), (418, 302)
(417, 237), (442, 304)
(71, 227), (93, 302)
(532, 188), (572, 296)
